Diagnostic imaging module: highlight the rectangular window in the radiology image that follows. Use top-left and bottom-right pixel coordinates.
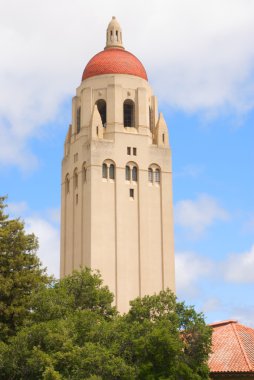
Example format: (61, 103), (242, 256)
(127, 147), (131, 155)
(162, 133), (165, 143)
(130, 189), (134, 198)
(74, 153), (78, 163)
(133, 147), (137, 156)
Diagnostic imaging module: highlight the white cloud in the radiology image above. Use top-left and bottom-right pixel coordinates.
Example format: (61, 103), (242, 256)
(202, 297), (222, 313)
(224, 244), (254, 283)
(7, 201), (28, 215)
(25, 217), (60, 278)
(230, 305), (254, 328)
(174, 194), (229, 237)
(175, 251), (213, 296)
(1, 0), (254, 168)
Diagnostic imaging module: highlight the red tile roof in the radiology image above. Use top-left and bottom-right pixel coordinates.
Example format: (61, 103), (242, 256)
(82, 48), (148, 81)
(208, 320), (254, 373)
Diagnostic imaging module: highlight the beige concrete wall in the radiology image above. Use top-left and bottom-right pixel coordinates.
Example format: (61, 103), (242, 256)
(60, 73), (175, 312)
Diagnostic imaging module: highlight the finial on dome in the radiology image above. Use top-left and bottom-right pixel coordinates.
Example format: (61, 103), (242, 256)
(105, 16), (124, 50)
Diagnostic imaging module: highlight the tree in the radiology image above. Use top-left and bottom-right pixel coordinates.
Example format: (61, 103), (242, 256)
(0, 196), (49, 341)
(0, 269), (211, 379)
(0, 197), (211, 378)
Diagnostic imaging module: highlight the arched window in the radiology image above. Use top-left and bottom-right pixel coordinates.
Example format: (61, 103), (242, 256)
(96, 99), (106, 127)
(102, 163), (107, 179)
(148, 168), (153, 182)
(82, 165), (87, 183)
(66, 174), (70, 194)
(74, 169), (78, 188)
(109, 164), (115, 179)
(123, 100), (135, 127)
(125, 165), (131, 181)
(77, 107), (81, 134)
(155, 168), (160, 183)
(132, 166), (138, 182)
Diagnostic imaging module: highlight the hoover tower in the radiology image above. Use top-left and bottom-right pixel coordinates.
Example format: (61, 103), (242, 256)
(60, 17), (175, 312)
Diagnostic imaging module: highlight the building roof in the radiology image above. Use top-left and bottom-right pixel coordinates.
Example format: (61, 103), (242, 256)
(208, 320), (254, 373)
(82, 48), (148, 82)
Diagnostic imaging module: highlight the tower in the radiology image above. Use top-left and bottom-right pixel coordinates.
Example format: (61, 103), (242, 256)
(60, 17), (175, 312)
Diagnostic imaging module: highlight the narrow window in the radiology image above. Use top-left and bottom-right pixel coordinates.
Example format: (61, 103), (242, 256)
(66, 176), (70, 194)
(133, 147), (137, 156)
(148, 168), (153, 183)
(149, 106), (153, 131)
(77, 107), (81, 134)
(127, 147), (131, 155)
(83, 166), (86, 183)
(155, 169), (160, 183)
(132, 166), (137, 182)
(162, 133), (165, 143)
(76, 194), (78, 204)
(125, 165), (131, 181)
(96, 99), (107, 127)
(130, 189), (134, 198)
(96, 126), (98, 136)
(102, 163), (107, 179)
(123, 100), (135, 127)
(109, 164), (115, 180)
(116, 30), (118, 41)
(74, 170), (78, 188)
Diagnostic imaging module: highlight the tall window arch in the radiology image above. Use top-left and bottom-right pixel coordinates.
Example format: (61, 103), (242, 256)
(74, 169), (78, 189)
(123, 100), (135, 127)
(148, 168), (153, 182)
(109, 164), (115, 180)
(82, 163), (87, 183)
(102, 163), (107, 179)
(102, 160), (115, 181)
(125, 165), (131, 181)
(96, 99), (107, 127)
(155, 168), (160, 183)
(132, 166), (138, 182)
(65, 174), (70, 194)
(77, 107), (81, 134)
(148, 164), (161, 184)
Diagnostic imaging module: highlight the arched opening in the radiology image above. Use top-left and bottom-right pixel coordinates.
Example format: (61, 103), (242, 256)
(74, 169), (78, 189)
(77, 107), (81, 134)
(82, 164), (87, 183)
(148, 168), (153, 182)
(125, 165), (131, 181)
(96, 99), (107, 127)
(109, 164), (115, 180)
(123, 100), (135, 127)
(102, 163), (107, 179)
(155, 168), (160, 183)
(132, 166), (138, 182)
(65, 174), (70, 194)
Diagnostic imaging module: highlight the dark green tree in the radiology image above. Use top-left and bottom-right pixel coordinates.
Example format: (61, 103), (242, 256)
(0, 196), (49, 341)
(0, 197), (211, 379)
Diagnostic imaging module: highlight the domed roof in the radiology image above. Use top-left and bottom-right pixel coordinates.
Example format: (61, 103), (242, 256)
(82, 48), (148, 81)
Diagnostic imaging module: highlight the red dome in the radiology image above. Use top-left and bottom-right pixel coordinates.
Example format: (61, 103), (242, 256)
(82, 48), (148, 81)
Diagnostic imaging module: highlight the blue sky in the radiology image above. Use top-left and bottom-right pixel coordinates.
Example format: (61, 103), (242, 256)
(0, 0), (253, 326)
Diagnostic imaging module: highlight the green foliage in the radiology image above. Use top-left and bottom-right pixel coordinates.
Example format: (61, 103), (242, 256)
(0, 196), (212, 379)
(28, 268), (116, 324)
(0, 196), (50, 341)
